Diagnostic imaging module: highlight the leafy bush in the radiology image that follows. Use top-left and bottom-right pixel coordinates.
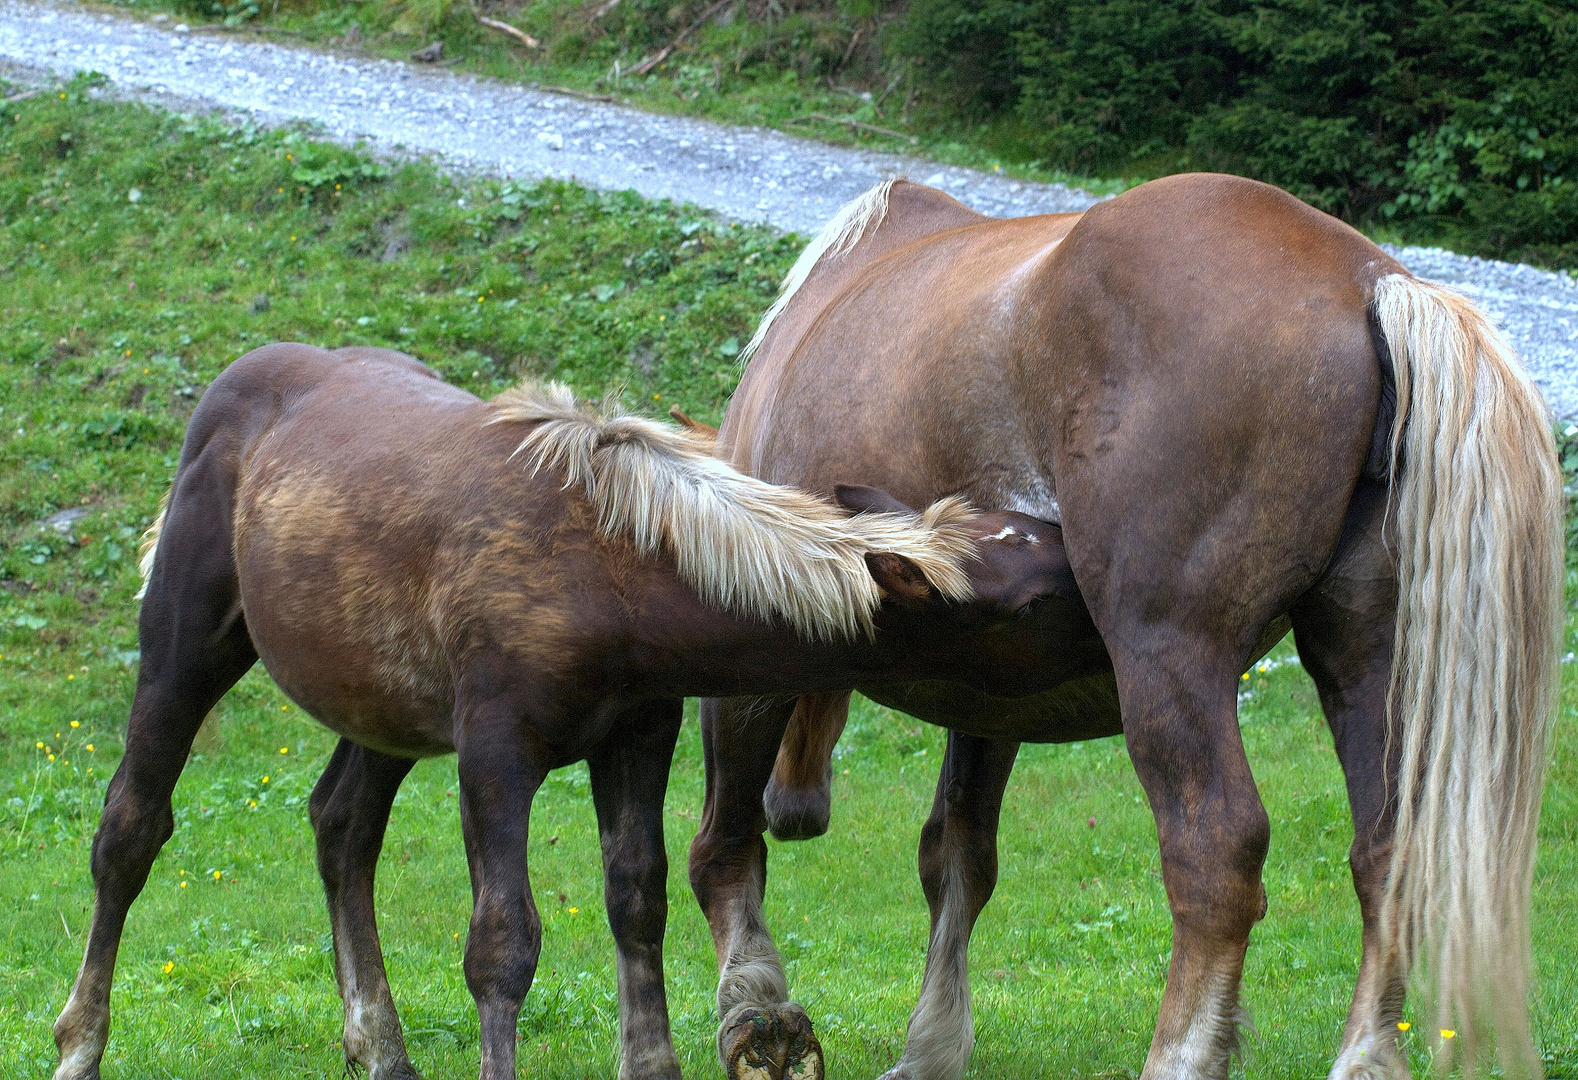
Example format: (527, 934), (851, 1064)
(890, 0), (1578, 262)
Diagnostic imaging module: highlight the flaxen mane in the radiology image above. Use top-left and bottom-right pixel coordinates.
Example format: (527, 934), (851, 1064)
(489, 381), (976, 642)
(739, 179), (896, 364)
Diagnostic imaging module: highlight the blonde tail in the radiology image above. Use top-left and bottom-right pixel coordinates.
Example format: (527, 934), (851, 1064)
(1376, 273), (1563, 1077)
(133, 490), (170, 601)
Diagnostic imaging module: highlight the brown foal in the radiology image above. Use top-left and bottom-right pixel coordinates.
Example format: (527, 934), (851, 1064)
(690, 174), (1562, 1080)
(50, 344), (1082, 1080)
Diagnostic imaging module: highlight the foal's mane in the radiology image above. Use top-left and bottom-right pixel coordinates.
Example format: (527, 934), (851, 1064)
(739, 179), (896, 365)
(488, 381), (975, 641)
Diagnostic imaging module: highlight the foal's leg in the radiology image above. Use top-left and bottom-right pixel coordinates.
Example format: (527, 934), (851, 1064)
(455, 700), (550, 1080)
(309, 739), (421, 1080)
(689, 694), (824, 1080)
(879, 733), (1019, 1080)
(1291, 485), (1408, 1080)
(54, 463), (256, 1080)
(763, 691), (852, 841)
(587, 699), (685, 1080)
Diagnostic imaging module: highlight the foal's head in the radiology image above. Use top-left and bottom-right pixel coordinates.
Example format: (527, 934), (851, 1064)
(834, 484), (1079, 621)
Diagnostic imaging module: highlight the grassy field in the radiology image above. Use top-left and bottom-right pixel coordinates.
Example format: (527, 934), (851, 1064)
(2, 84), (1577, 1079)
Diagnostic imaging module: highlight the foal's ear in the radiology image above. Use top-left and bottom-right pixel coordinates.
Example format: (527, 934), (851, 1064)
(834, 484), (915, 516)
(864, 551), (934, 607)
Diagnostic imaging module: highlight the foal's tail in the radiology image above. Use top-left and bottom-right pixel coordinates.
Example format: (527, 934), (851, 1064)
(133, 489), (171, 601)
(1375, 273), (1563, 1076)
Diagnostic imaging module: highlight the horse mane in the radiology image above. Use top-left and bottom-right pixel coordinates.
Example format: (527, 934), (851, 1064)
(488, 381), (976, 642)
(738, 179), (896, 365)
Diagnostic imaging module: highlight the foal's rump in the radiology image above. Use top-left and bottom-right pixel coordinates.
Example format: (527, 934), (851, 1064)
(155, 344), (518, 757)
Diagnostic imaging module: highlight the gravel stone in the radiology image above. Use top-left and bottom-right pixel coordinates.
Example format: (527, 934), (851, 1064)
(3, 0), (1576, 417)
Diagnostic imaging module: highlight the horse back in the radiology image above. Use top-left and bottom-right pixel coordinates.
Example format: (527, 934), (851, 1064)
(724, 182), (1001, 470)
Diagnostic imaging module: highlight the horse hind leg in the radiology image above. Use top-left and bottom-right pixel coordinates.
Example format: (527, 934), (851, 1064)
(1109, 633), (1270, 1080)
(763, 691), (851, 841)
(1290, 482), (1409, 1080)
(309, 739), (422, 1080)
(54, 459), (257, 1080)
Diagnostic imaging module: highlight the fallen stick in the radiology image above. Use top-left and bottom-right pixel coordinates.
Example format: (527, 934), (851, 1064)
(193, 22), (306, 37)
(475, 12), (540, 49)
(2, 88), (42, 103)
(631, 0), (732, 76)
(539, 84), (615, 103)
(791, 112), (918, 144)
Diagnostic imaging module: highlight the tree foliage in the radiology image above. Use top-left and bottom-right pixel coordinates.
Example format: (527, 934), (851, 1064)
(889, 0), (1578, 261)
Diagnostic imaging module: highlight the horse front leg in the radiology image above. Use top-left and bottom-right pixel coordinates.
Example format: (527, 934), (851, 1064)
(689, 695), (824, 1080)
(1118, 641), (1270, 1080)
(454, 700), (550, 1080)
(308, 739), (421, 1080)
(587, 699), (685, 1080)
(879, 733), (1019, 1080)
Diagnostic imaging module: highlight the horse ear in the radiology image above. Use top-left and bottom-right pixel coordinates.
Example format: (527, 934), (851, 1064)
(834, 484), (915, 516)
(864, 551), (934, 607)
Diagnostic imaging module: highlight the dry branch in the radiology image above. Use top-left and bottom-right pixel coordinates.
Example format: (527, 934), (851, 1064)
(539, 84), (615, 103)
(631, 0), (732, 76)
(790, 112), (918, 144)
(475, 12), (540, 49)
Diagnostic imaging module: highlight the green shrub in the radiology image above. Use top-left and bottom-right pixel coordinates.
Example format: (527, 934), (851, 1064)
(888, 0), (1578, 259)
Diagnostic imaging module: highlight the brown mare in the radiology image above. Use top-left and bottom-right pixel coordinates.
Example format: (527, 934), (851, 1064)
(50, 344), (1087, 1080)
(687, 174), (1563, 1080)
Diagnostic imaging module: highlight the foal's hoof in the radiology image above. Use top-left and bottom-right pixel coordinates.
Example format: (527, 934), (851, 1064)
(719, 1002), (824, 1080)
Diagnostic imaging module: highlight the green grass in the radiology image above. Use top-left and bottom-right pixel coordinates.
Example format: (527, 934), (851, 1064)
(2, 84), (1577, 1079)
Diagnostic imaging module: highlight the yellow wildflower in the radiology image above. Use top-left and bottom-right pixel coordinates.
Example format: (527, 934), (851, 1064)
(1441, 1030), (1456, 1040)
(163, 961), (174, 974)
(70, 721), (79, 728)
(1397, 1022), (1411, 1031)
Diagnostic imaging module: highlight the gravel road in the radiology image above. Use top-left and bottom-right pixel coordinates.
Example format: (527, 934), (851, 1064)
(4, 0), (1578, 417)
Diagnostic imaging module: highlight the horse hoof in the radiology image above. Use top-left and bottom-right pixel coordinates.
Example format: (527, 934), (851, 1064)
(719, 1001), (824, 1080)
(361, 1057), (424, 1080)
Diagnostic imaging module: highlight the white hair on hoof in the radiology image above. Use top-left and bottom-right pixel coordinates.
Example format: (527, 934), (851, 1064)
(739, 179), (897, 365)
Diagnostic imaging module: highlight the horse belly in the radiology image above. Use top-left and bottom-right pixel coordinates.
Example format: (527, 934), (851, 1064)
(235, 485), (458, 758)
(859, 674), (1123, 743)
(245, 597), (457, 757)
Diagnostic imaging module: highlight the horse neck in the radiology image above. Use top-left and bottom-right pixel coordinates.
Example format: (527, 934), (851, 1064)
(628, 581), (917, 699)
